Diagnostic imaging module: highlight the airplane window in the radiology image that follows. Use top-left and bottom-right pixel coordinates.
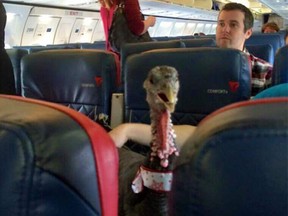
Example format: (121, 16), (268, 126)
(156, 21), (173, 37)
(92, 20), (105, 41)
(170, 22), (186, 36)
(194, 23), (204, 35)
(203, 24), (212, 34)
(210, 24), (217, 34)
(183, 22), (196, 35)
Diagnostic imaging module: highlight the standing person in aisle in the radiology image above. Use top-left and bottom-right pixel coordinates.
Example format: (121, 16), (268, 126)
(99, 0), (156, 52)
(0, 2), (15, 95)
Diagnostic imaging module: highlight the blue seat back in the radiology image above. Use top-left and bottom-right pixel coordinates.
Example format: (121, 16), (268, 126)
(6, 48), (28, 95)
(245, 33), (284, 57)
(246, 44), (274, 64)
(81, 41), (106, 50)
(29, 45), (80, 53)
(124, 47), (251, 125)
(170, 98), (288, 216)
(0, 95), (118, 216)
(181, 38), (216, 48)
(46, 43), (82, 48)
(21, 49), (118, 122)
(272, 45), (288, 85)
(120, 40), (185, 90)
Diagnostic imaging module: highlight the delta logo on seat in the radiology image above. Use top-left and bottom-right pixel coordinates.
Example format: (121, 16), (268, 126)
(80, 76), (103, 88)
(95, 76), (103, 87)
(207, 81), (240, 94)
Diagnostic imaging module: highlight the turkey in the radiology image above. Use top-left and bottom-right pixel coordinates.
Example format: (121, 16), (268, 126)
(118, 65), (180, 216)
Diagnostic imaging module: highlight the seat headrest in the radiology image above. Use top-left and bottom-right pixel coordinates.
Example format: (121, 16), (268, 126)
(246, 44), (274, 64)
(0, 95), (118, 216)
(245, 33), (283, 56)
(181, 38), (216, 47)
(120, 40), (185, 90)
(170, 98), (288, 216)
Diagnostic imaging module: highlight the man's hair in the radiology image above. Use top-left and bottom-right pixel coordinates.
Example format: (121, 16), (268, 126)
(261, 22), (280, 33)
(220, 2), (254, 32)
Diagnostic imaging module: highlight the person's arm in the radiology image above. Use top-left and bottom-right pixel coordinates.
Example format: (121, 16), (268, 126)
(108, 123), (196, 149)
(140, 16), (156, 35)
(109, 123), (151, 148)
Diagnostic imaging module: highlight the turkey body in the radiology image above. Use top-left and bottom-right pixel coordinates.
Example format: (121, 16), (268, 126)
(118, 66), (180, 216)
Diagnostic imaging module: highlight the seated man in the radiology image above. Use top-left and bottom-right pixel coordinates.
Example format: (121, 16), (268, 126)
(216, 2), (273, 96)
(109, 2), (273, 148)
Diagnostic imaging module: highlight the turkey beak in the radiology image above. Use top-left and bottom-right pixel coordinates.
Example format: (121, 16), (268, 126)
(158, 87), (177, 112)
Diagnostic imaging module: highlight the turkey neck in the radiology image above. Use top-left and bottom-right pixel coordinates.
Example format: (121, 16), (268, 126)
(145, 108), (178, 171)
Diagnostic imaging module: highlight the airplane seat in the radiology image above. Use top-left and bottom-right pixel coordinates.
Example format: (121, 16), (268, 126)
(177, 35), (196, 39)
(151, 36), (170, 41)
(245, 33), (283, 57)
(181, 38), (216, 47)
(246, 44), (274, 64)
(169, 98), (288, 216)
(194, 34), (216, 39)
(124, 47), (251, 126)
(46, 43), (82, 48)
(120, 40), (185, 91)
(6, 48), (29, 95)
(272, 45), (288, 85)
(29, 45), (80, 54)
(21, 49), (119, 124)
(81, 41), (106, 50)
(12, 45), (44, 52)
(0, 95), (118, 216)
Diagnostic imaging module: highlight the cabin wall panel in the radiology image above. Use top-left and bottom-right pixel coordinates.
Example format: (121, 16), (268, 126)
(4, 3), (32, 48)
(21, 16), (60, 46)
(91, 19), (105, 42)
(69, 18), (98, 43)
(54, 17), (76, 44)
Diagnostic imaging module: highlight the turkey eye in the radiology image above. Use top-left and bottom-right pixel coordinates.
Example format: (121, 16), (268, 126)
(158, 93), (168, 102)
(150, 78), (154, 84)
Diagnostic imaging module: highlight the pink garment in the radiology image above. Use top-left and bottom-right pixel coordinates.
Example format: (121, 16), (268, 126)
(100, 5), (116, 51)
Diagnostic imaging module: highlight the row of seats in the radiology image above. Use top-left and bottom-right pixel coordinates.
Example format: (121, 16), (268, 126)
(156, 32), (285, 64)
(1, 93), (287, 215)
(4, 37), (220, 126)
(5, 39), (287, 128)
(7, 37), (216, 94)
(8, 46), (252, 128)
(7, 32), (281, 93)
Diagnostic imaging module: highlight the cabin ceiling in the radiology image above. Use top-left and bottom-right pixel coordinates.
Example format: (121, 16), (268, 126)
(3, 0), (288, 20)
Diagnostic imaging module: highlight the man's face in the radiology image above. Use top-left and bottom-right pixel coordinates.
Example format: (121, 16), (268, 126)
(216, 10), (252, 51)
